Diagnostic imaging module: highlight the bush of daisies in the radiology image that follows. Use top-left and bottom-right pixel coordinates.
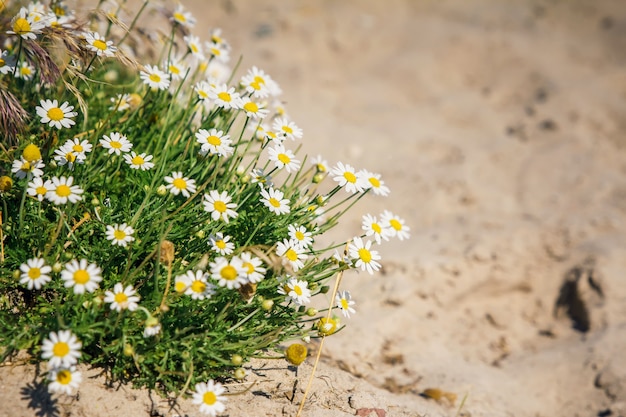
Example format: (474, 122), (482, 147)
(0, 0), (409, 413)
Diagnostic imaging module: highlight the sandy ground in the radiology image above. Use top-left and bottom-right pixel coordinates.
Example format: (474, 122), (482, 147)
(3, 0), (626, 416)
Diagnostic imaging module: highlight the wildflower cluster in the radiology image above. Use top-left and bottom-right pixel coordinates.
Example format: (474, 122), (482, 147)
(0, 1), (409, 414)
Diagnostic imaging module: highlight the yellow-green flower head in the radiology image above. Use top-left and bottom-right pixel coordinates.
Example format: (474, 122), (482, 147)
(0, 176), (13, 191)
(317, 317), (339, 336)
(285, 343), (307, 366)
(22, 144), (42, 161)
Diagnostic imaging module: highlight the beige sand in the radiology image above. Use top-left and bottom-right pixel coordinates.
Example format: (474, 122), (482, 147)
(3, 0), (626, 416)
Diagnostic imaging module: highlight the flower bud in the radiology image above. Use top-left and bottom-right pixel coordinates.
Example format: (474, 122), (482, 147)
(231, 354), (243, 366)
(306, 308), (318, 317)
(156, 185), (167, 196)
(234, 368), (246, 380)
(261, 299), (274, 311)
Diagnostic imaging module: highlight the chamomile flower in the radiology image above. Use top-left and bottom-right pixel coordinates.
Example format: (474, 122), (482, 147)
(277, 277), (311, 306)
(312, 155), (329, 173)
(171, 4), (196, 28)
(250, 168), (273, 187)
(105, 223), (135, 247)
(268, 144), (301, 173)
(100, 132), (132, 155)
(0, 49), (15, 74)
(288, 224), (313, 248)
(209, 233), (235, 255)
(84, 31), (117, 57)
(7, 8), (45, 40)
(208, 28), (229, 48)
(276, 239), (308, 271)
(11, 157), (44, 179)
(206, 41), (230, 63)
(210, 256), (247, 289)
(36, 99), (77, 129)
(47, 366), (82, 395)
(53, 144), (85, 170)
(60, 259), (102, 294)
(175, 272), (193, 293)
(380, 210), (410, 241)
(19, 257), (52, 290)
(203, 190), (238, 222)
(26, 177), (53, 201)
(63, 138), (92, 159)
(165, 56), (188, 81)
(195, 128), (234, 157)
(208, 83), (242, 110)
(109, 93), (131, 111)
(273, 117), (303, 141)
(123, 151), (154, 170)
(331, 162), (368, 194)
(335, 290), (356, 318)
(46, 176), (83, 205)
(260, 186), (290, 215)
(15, 61), (35, 80)
(143, 318), (161, 338)
(192, 380), (227, 416)
(359, 169), (390, 196)
(164, 171), (196, 197)
(140, 64), (170, 90)
(240, 66), (279, 98)
(104, 283), (140, 311)
(348, 237), (381, 275)
(240, 252), (266, 283)
(184, 35), (204, 59)
(361, 213), (390, 244)
(41, 330), (82, 368)
(180, 270), (216, 300)
(241, 97), (269, 120)
(195, 80), (211, 101)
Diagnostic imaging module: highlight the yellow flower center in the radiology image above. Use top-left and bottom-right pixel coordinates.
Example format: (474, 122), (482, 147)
(266, 131), (277, 140)
(191, 280), (206, 293)
(13, 17), (31, 34)
(65, 152), (76, 162)
(369, 177), (380, 188)
(20, 66), (31, 76)
(56, 184), (71, 197)
(372, 223), (382, 234)
(21, 161), (32, 171)
(92, 39), (107, 51)
(190, 43), (199, 53)
(110, 140), (122, 149)
(278, 153), (291, 164)
(358, 248), (372, 263)
(293, 285), (303, 296)
(244, 262), (254, 274)
(269, 198), (281, 208)
(215, 240), (226, 249)
(169, 64), (180, 75)
(47, 107), (64, 121)
(56, 369), (72, 385)
(285, 249), (298, 262)
(207, 135), (221, 146)
(149, 73), (161, 83)
(114, 292), (128, 303)
(73, 269), (90, 284)
(72, 144), (84, 153)
(282, 125), (293, 134)
(198, 90), (208, 99)
(36, 186), (47, 195)
(114, 229), (126, 241)
(23, 144), (42, 161)
(0, 58), (5, 66)
(210, 48), (220, 56)
(341, 298), (350, 310)
(212, 35), (222, 44)
(28, 267), (41, 279)
(131, 155), (145, 165)
(173, 12), (186, 22)
(220, 265), (237, 280)
(243, 101), (258, 113)
(343, 171), (357, 184)
(203, 391), (217, 405)
(172, 178), (187, 190)
(253, 75), (265, 85)
(217, 92), (231, 102)
(389, 219), (402, 231)
(175, 280), (187, 292)
(214, 201), (226, 213)
(52, 341), (70, 357)
(295, 231), (305, 241)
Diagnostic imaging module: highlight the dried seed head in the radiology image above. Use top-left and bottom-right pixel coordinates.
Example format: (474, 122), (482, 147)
(159, 240), (175, 265)
(0, 176), (13, 192)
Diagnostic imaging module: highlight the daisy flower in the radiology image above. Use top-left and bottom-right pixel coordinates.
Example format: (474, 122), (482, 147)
(36, 99), (77, 130)
(53, 144), (85, 170)
(184, 35), (204, 59)
(19, 257), (52, 290)
(100, 132), (132, 155)
(276, 239), (308, 271)
(165, 56), (188, 81)
(335, 290), (356, 318)
(0, 49), (15, 74)
(208, 83), (242, 110)
(209, 233), (235, 256)
(140, 64), (170, 90)
(277, 277), (311, 306)
(192, 380), (227, 416)
(273, 117), (303, 141)
(7, 8), (45, 40)
(171, 4), (196, 28)
(331, 162), (368, 194)
(105, 223), (135, 247)
(143, 319), (161, 338)
(210, 256), (247, 289)
(47, 366), (82, 395)
(123, 151), (154, 170)
(195, 128), (234, 157)
(203, 190), (238, 222)
(181, 270), (216, 300)
(380, 210), (410, 241)
(260, 186), (290, 215)
(206, 42), (230, 63)
(104, 283), (140, 312)
(312, 155), (329, 173)
(288, 224), (313, 248)
(359, 169), (390, 196)
(46, 176), (83, 205)
(348, 237), (382, 275)
(41, 330), (82, 368)
(84, 31), (117, 57)
(241, 97), (269, 120)
(195, 80), (211, 101)
(27, 177), (53, 201)
(164, 171), (196, 198)
(110, 93), (131, 111)
(63, 138), (92, 159)
(11, 157), (44, 179)
(60, 259), (102, 294)
(204, 60), (231, 83)
(175, 272), (193, 293)
(240, 252), (266, 283)
(268, 144), (301, 173)
(250, 168), (273, 187)
(240, 66), (280, 98)
(361, 213), (390, 244)
(14, 61), (35, 80)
